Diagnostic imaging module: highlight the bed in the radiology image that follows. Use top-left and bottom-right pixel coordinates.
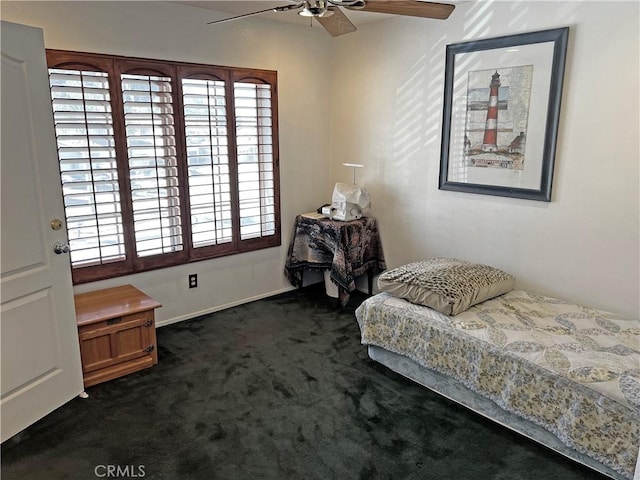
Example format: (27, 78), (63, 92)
(355, 260), (640, 480)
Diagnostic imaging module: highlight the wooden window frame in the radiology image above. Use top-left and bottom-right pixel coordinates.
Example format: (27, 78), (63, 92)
(47, 50), (281, 284)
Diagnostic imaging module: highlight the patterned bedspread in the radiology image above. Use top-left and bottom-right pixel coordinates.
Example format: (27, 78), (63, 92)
(355, 291), (640, 479)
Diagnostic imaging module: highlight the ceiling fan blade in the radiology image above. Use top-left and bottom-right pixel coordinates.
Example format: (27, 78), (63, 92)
(207, 3), (301, 25)
(350, 1), (455, 20)
(316, 7), (357, 37)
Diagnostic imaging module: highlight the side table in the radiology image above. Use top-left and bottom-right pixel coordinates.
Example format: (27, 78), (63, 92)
(74, 285), (161, 387)
(284, 215), (386, 305)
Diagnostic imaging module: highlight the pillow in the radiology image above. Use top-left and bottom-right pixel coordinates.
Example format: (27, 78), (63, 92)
(377, 258), (515, 315)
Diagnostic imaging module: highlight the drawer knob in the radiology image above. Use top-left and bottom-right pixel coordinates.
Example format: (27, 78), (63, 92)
(144, 345), (155, 354)
(106, 318), (122, 326)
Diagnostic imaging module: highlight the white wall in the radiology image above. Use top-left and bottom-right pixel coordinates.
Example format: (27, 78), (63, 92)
(329, 1), (640, 318)
(0, 1), (335, 325)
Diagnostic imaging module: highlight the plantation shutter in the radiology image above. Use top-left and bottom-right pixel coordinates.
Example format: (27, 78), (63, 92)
(47, 50), (280, 284)
(49, 68), (125, 268)
(121, 73), (183, 257)
(181, 77), (233, 248)
(234, 80), (276, 241)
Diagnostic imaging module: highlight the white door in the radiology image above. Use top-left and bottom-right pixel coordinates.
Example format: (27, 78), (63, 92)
(1, 20), (84, 442)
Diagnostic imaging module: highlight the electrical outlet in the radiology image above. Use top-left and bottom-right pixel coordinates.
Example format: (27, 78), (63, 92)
(188, 274), (198, 288)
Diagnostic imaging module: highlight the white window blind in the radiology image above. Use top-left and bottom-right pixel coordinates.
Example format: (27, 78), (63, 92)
(49, 68), (125, 267)
(121, 74), (183, 257)
(182, 78), (232, 247)
(234, 82), (276, 240)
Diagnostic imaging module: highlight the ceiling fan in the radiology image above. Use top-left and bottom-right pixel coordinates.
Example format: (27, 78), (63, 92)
(207, 1), (456, 37)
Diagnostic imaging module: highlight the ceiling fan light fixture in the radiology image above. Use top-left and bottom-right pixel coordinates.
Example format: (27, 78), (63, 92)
(299, 7), (334, 17)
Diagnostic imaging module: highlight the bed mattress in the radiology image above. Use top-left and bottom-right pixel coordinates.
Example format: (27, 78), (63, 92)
(355, 290), (640, 479)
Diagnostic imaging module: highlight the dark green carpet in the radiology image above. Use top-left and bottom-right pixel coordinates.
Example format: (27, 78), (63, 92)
(2, 285), (607, 480)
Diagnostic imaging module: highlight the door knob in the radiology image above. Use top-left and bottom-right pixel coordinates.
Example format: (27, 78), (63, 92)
(53, 242), (70, 255)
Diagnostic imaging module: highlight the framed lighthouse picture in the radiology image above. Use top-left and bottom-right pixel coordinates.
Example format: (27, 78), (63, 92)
(439, 27), (569, 201)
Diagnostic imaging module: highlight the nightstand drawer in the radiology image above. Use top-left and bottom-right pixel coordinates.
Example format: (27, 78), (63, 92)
(78, 311), (153, 340)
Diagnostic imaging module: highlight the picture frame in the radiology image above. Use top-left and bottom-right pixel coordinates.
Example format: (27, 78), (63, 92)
(439, 27), (569, 201)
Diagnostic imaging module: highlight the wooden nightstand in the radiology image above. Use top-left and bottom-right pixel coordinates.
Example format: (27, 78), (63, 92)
(74, 285), (162, 388)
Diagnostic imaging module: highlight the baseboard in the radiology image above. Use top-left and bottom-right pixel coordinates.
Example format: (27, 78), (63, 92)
(155, 286), (297, 328)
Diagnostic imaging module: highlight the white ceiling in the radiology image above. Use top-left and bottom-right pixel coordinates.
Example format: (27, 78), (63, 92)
(168, 1), (450, 30)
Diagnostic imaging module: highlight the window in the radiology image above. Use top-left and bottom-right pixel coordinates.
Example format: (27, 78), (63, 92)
(47, 51), (280, 284)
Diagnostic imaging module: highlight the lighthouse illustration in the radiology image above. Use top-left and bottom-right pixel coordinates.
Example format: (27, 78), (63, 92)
(464, 65), (532, 170)
(481, 71), (501, 152)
